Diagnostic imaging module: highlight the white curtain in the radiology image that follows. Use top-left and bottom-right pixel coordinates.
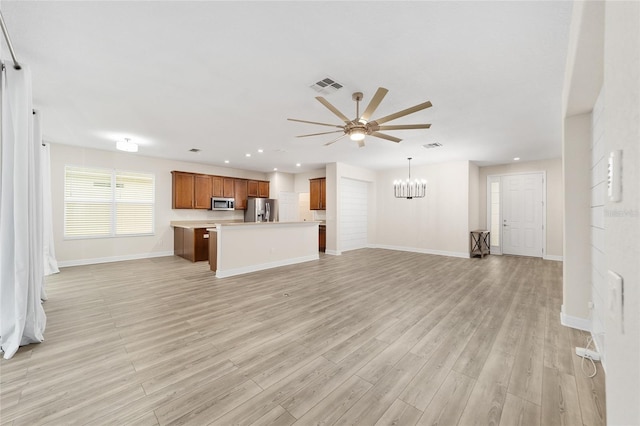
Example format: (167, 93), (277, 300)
(0, 62), (47, 359)
(39, 117), (59, 283)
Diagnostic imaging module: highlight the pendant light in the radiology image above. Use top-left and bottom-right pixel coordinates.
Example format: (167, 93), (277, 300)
(394, 157), (427, 199)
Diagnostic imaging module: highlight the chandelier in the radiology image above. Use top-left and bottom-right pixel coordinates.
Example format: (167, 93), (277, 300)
(394, 157), (427, 199)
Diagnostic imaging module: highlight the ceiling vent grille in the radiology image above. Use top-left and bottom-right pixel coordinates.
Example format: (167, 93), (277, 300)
(423, 142), (442, 149)
(189, 148), (201, 153)
(310, 77), (343, 95)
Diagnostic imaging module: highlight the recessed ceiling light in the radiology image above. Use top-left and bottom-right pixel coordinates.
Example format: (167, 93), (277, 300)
(245, 153), (251, 157)
(273, 167), (278, 171)
(224, 160), (229, 164)
(258, 149), (264, 153)
(296, 163), (301, 167)
(513, 157), (520, 161)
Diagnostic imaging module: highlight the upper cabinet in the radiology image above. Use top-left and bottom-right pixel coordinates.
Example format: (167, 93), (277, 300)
(211, 176), (224, 197)
(234, 179), (248, 210)
(223, 178), (235, 198)
(194, 175), (212, 209)
(172, 171), (213, 209)
(172, 172), (195, 209)
(172, 171), (270, 210)
(248, 180), (270, 198)
(309, 178), (326, 210)
(258, 181), (270, 198)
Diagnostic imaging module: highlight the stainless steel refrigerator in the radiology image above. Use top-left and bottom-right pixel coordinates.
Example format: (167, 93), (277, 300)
(244, 198), (279, 222)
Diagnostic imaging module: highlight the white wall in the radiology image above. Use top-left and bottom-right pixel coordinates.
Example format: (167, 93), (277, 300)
(563, 114), (592, 325)
(590, 89), (606, 358)
(602, 1), (640, 423)
(50, 143), (267, 265)
(468, 162), (480, 231)
(374, 161), (471, 257)
(266, 171), (295, 199)
(478, 158), (563, 258)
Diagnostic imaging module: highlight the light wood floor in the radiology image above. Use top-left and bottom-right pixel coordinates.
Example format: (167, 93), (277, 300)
(1, 249), (605, 425)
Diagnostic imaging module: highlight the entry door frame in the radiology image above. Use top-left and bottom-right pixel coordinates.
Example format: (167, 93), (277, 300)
(486, 171), (547, 258)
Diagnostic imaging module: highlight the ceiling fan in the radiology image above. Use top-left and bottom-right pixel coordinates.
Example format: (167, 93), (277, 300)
(288, 87), (432, 147)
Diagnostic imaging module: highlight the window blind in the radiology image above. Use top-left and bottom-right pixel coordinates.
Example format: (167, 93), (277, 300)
(64, 166), (155, 238)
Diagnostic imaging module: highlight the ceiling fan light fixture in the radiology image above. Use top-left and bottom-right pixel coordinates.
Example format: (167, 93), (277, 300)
(350, 128), (366, 141)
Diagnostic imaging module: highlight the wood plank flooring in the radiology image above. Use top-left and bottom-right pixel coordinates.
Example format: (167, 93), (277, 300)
(0, 249), (606, 425)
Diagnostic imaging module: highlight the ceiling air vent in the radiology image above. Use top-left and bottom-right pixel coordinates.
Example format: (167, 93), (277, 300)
(310, 77), (343, 95)
(423, 142), (442, 149)
(189, 148), (201, 153)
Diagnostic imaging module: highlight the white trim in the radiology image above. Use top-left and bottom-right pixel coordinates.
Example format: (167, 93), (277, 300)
(543, 254), (564, 261)
(325, 249), (341, 256)
(370, 244), (470, 259)
(215, 254), (319, 278)
(58, 251), (174, 268)
(560, 310), (592, 332)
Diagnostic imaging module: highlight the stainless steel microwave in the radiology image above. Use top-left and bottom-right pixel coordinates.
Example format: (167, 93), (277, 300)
(210, 197), (235, 211)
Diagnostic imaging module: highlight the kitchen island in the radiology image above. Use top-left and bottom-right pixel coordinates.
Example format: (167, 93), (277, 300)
(208, 221), (320, 278)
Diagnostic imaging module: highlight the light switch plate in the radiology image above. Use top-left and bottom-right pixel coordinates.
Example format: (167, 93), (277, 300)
(607, 150), (622, 202)
(608, 270), (624, 334)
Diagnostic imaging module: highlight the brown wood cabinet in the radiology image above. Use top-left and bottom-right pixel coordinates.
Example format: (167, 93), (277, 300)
(211, 176), (223, 197)
(223, 178), (235, 198)
(194, 174), (212, 209)
(172, 171), (271, 211)
(172, 172), (195, 209)
(174, 226), (209, 262)
(258, 181), (270, 198)
(209, 230), (217, 272)
(248, 180), (270, 198)
(310, 178), (326, 210)
(319, 224), (326, 253)
(234, 179), (248, 210)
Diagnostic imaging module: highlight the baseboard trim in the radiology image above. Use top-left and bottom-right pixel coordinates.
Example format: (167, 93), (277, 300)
(325, 249), (341, 256)
(543, 254), (564, 262)
(370, 244), (470, 259)
(215, 254), (319, 278)
(58, 251), (175, 268)
(560, 311), (592, 332)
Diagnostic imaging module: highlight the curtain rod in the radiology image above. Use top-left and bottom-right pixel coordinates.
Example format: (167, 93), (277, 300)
(0, 11), (21, 70)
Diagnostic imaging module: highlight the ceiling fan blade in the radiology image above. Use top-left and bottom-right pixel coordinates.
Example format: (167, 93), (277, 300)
(357, 140), (365, 148)
(324, 134), (348, 146)
(287, 118), (344, 128)
(373, 101), (433, 125)
(370, 132), (402, 143)
(296, 130), (344, 138)
(377, 124), (432, 131)
(316, 97), (351, 123)
(360, 87), (388, 122)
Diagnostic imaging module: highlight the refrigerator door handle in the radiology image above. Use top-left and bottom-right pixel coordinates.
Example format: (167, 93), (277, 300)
(265, 203), (270, 221)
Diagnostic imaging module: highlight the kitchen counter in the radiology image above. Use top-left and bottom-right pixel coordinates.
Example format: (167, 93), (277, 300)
(206, 221), (319, 278)
(170, 220), (243, 229)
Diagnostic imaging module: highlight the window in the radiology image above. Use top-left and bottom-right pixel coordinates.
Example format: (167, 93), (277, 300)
(64, 166), (154, 238)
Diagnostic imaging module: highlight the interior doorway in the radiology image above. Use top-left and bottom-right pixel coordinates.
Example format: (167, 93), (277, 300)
(487, 172), (545, 257)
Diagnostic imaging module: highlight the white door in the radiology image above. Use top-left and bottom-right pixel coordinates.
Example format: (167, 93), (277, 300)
(502, 173), (543, 257)
(339, 178), (368, 252)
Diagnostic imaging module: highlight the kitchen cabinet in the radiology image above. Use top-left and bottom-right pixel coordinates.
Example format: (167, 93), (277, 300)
(248, 180), (270, 198)
(211, 176), (224, 197)
(223, 178), (235, 198)
(209, 230), (217, 272)
(172, 171), (195, 209)
(309, 178), (326, 210)
(174, 226), (209, 262)
(194, 174), (212, 209)
(258, 181), (270, 198)
(247, 180), (259, 197)
(319, 224), (326, 252)
(234, 179), (248, 210)
(172, 172), (212, 209)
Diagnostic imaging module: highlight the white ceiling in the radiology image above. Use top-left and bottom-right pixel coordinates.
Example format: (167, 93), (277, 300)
(1, 1), (572, 174)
